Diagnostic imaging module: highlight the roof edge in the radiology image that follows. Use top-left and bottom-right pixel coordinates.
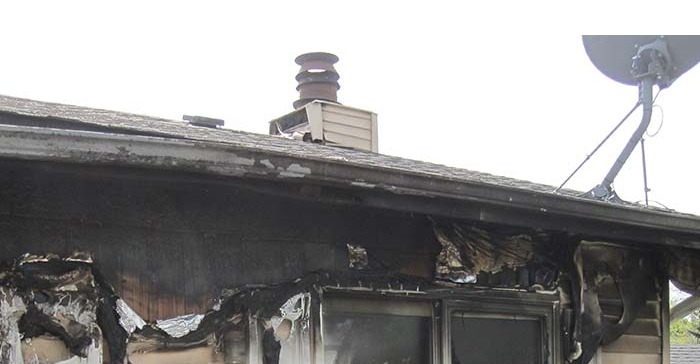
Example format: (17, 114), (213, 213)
(1, 124), (699, 241)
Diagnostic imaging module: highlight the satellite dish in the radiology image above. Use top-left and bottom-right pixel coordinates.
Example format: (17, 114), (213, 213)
(583, 35), (700, 88)
(567, 36), (700, 201)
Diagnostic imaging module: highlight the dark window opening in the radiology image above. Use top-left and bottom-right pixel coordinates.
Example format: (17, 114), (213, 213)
(323, 298), (432, 364)
(450, 312), (543, 364)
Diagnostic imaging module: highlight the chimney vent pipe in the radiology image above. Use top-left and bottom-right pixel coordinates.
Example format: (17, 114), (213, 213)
(293, 52), (340, 109)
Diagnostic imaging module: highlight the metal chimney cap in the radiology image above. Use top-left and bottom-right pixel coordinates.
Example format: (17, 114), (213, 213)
(293, 52), (341, 109)
(295, 52), (339, 65)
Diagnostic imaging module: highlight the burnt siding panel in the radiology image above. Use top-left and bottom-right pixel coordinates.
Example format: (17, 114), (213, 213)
(0, 160), (438, 320)
(149, 233), (190, 319)
(304, 242), (338, 271)
(614, 318), (661, 336)
(120, 239), (150, 319)
(600, 300), (660, 319)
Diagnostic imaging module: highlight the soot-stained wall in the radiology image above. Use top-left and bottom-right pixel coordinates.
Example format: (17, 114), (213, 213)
(0, 159), (438, 320)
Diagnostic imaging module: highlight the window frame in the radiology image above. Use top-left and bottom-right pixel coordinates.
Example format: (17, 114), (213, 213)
(318, 292), (439, 364)
(317, 289), (560, 364)
(443, 296), (560, 364)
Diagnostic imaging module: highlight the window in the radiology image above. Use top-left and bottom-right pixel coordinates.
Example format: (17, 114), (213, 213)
(322, 297), (433, 364)
(450, 313), (542, 364)
(444, 299), (558, 364)
(320, 294), (559, 364)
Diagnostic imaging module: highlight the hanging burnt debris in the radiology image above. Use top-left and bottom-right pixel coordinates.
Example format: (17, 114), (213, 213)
(432, 219), (559, 290)
(346, 244), (368, 270)
(1, 253), (118, 363)
(0, 252), (437, 364)
(0, 287), (26, 364)
(661, 246), (700, 295)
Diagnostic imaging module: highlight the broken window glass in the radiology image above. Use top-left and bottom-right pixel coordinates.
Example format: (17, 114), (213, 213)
(322, 298), (431, 364)
(450, 312), (542, 364)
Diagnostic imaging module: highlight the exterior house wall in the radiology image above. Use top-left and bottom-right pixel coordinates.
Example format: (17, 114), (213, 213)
(0, 159), (437, 320)
(0, 157), (676, 364)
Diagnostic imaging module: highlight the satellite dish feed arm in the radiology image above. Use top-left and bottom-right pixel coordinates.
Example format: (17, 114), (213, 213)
(590, 39), (670, 200)
(590, 77), (654, 200)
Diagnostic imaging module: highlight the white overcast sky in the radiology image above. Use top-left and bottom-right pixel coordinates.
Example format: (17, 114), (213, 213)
(0, 1), (698, 215)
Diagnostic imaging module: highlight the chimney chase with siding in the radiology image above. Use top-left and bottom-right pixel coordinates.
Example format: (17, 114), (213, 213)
(270, 52), (379, 153)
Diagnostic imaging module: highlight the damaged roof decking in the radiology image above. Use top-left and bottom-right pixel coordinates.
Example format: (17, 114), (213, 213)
(1, 94), (700, 245)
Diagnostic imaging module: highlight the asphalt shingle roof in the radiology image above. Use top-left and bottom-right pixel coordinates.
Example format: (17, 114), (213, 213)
(0, 94), (576, 196)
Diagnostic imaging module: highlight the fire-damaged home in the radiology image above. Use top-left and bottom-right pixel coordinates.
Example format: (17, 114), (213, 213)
(1, 41), (700, 364)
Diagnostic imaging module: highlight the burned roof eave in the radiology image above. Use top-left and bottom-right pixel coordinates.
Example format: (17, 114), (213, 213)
(1, 124), (700, 248)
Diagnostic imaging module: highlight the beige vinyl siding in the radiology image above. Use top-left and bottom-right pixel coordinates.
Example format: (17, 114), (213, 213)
(600, 352), (662, 364)
(314, 102), (378, 152)
(323, 122), (372, 139)
(323, 109), (372, 129)
(324, 132), (372, 151)
(596, 277), (664, 364)
(323, 103), (374, 120)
